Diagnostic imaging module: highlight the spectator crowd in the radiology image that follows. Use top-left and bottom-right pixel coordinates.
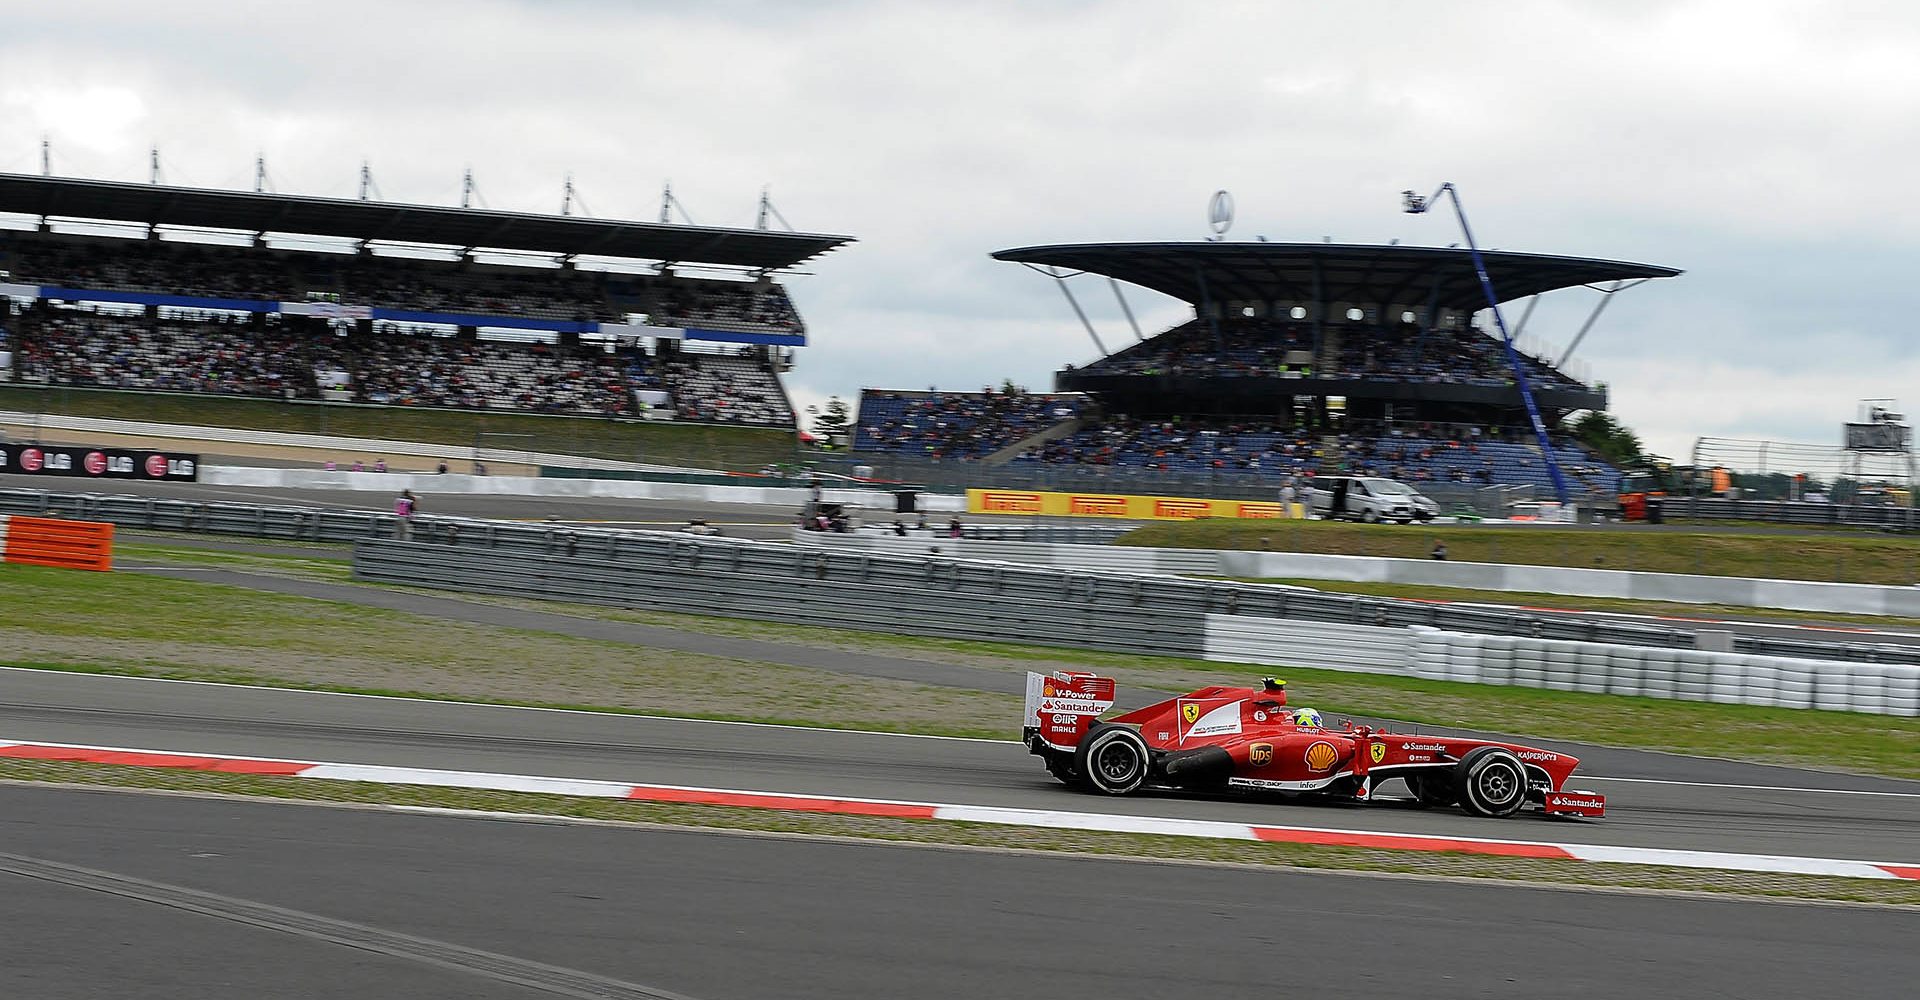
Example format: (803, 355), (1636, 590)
(852, 387), (1082, 460)
(4, 307), (799, 427)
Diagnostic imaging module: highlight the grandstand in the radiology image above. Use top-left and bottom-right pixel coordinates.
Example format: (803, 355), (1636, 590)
(841, 241), (1677, 500)
(852, 388), (1085, 460)
(0, 172), (851, 431)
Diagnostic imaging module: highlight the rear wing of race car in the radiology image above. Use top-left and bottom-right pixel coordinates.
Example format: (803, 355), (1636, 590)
(1023, 671), (1116, 750)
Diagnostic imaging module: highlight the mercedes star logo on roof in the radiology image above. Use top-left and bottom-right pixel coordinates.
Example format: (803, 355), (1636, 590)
(1208, 190), (1234, 237)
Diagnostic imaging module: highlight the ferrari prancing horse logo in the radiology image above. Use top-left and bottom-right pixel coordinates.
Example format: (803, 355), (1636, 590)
(1249, 743), (1273, 767)
(1370, 743), (1387, 764)
(1181, 703), (1201, 725)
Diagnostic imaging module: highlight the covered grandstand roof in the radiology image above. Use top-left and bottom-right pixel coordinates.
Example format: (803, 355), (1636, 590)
(991, 242), (1679, 309)
(0, 173), (852, 269)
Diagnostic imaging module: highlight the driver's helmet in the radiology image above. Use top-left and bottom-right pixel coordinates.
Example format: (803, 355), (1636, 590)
(1292, 708), (1324, 729)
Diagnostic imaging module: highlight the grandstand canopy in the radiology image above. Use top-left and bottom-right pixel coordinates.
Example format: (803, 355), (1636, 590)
(991, 242), (1679, 310)
(0, 173), (851, 270)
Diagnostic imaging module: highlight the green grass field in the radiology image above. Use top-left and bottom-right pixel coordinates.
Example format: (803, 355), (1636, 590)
(0, 385), (798, 470)
(13, 551), (1919, 778)
(1120, 518), (1920, 585)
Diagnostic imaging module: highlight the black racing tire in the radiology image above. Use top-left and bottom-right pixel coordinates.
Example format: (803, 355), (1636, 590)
(1453, 747), (1529, 818)
(1401, 771), (1457, 808)
(1073, 723), (1151, 796)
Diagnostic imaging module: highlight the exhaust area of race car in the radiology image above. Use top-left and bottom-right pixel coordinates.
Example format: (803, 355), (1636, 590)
(1157, 745), (1234, 787)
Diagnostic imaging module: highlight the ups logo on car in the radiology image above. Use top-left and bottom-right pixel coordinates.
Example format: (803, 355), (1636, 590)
(1248, 742), (1273, 767)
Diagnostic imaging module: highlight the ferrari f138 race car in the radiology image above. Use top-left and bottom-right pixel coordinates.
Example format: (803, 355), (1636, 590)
(1023, 671), (1605, 819)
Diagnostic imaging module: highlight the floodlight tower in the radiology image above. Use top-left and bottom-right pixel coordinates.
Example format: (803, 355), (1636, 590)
(1402, 183), (1571, 505)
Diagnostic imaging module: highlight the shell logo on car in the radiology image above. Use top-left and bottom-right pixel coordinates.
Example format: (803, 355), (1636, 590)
(1304, 741), (1340, 772)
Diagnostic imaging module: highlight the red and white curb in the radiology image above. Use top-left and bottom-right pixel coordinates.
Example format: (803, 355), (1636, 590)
(3, 737), (1916, 882)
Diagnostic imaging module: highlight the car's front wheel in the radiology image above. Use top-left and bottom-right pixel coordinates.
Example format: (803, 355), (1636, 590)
(1453, 747), (1529, 817)
(1074, 724), (1150, 795)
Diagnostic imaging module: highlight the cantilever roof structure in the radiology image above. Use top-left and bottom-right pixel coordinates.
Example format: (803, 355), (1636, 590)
(992, 242), (1680, 310)
(0, 173), (853, 270)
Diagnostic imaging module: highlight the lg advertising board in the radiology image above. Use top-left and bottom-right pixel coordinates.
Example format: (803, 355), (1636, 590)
(0, 445), (199, 482)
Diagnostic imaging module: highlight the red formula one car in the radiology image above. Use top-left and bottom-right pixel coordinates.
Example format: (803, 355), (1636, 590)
(1022, 672), (1604, 819)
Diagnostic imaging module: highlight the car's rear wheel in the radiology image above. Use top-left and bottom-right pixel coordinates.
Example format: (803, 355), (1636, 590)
(1073, 724), (1150, 795)
(1402, 771), (1456, 808)
(1453, 747), (1529, 817)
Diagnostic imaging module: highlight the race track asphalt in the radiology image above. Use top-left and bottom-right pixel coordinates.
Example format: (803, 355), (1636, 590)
(3, 783), (1917, 1000)
(3, 669), (1915, 864)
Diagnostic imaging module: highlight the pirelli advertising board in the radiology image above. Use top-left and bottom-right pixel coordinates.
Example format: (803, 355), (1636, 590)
(966, 489), (1304, 521)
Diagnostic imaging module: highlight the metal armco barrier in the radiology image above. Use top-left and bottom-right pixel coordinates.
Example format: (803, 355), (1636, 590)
(350, 540), (1918, 716)
(351, 539), (1211, 660)
(9, 486), (1920, 669)
(1652, 496), (1919, 529)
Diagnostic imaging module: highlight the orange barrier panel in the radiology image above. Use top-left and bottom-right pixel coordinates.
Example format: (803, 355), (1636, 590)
(0, 515), (114, 572)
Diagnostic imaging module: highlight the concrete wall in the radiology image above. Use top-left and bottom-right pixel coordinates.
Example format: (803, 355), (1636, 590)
(1219, 550), (1919, 617)
(202, 466), (968, 512)
(796, 531), (1920, 618)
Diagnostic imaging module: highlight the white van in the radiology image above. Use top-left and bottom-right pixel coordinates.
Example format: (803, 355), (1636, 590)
(1308, 476), (1438, 524)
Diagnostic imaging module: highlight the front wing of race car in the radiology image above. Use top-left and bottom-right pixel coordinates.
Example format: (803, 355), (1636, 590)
(1540, 790), (1607, 817)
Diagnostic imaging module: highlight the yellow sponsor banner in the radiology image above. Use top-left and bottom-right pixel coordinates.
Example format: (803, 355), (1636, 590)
(966, 489), (1304, 521)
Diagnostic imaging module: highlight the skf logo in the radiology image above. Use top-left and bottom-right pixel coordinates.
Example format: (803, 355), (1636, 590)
(1304, 741), (1339, 772)
(1370, 743), (1387, 765)
(1152, 499), (1211, 519)
(1180, 703), (1201, 725)
(1248, 743), (1273, 767)
(980, 491), (1043, 513)
(1067, 495), (1128, 516)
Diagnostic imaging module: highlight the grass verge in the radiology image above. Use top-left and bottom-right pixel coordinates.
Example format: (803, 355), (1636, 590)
(3, 759), (1914, 907)
(7, 557), (1918, 778)
(443, 592), (1920, 779)
(1119, 518), (1920, 585)
(118, 542), (356, 583)
(0, 562), (1018, 740)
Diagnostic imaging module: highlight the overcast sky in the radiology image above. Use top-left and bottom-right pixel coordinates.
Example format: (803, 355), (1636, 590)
(4, 0), (1918, 459)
